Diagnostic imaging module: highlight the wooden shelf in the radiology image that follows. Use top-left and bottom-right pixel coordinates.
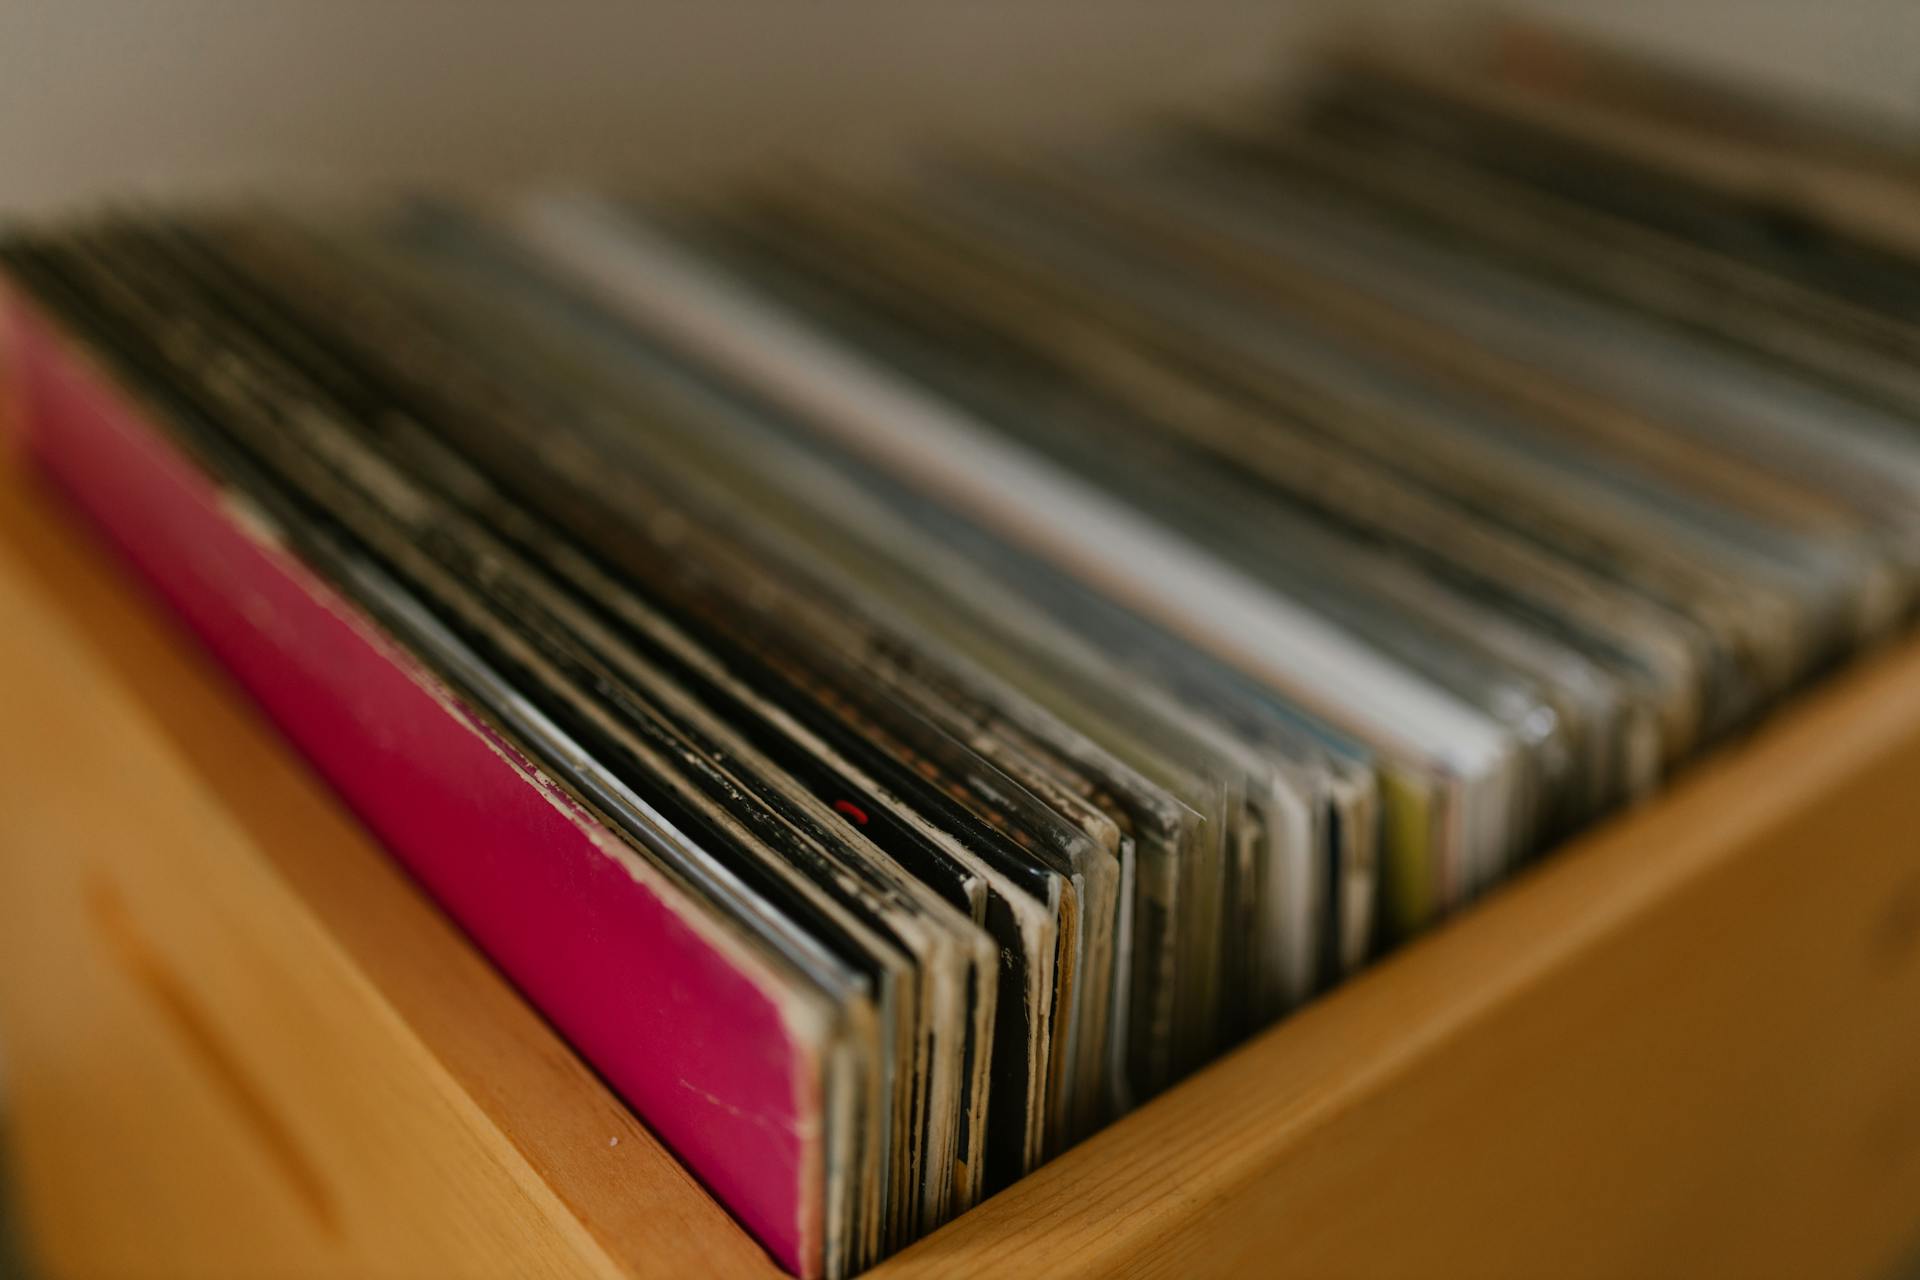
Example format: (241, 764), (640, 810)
(4, 446), (1920, 1279)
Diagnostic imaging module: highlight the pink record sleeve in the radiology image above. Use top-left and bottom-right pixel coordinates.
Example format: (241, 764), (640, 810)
(4, 289), (828, 1277)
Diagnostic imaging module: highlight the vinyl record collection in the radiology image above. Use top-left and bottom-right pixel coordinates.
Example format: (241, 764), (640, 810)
(8, 38), (1920, 1279)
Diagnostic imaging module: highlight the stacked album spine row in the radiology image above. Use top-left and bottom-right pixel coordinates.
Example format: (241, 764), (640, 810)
(10, 34), (1920, 1277)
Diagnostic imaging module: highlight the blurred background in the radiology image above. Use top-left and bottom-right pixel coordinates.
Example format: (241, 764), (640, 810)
(3, 1), (1919, 213)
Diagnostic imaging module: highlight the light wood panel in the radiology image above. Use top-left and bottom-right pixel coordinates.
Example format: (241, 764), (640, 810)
(0, 457), (780, 1278)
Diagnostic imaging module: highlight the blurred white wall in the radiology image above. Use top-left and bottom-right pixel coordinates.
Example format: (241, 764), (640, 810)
(1, 2), (1916, 213)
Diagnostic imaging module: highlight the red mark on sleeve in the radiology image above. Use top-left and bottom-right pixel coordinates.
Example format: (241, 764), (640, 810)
(833, 799), (870, 826)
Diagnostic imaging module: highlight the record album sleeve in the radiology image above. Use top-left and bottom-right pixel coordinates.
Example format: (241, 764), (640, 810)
(2, 286), (838, 1278)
